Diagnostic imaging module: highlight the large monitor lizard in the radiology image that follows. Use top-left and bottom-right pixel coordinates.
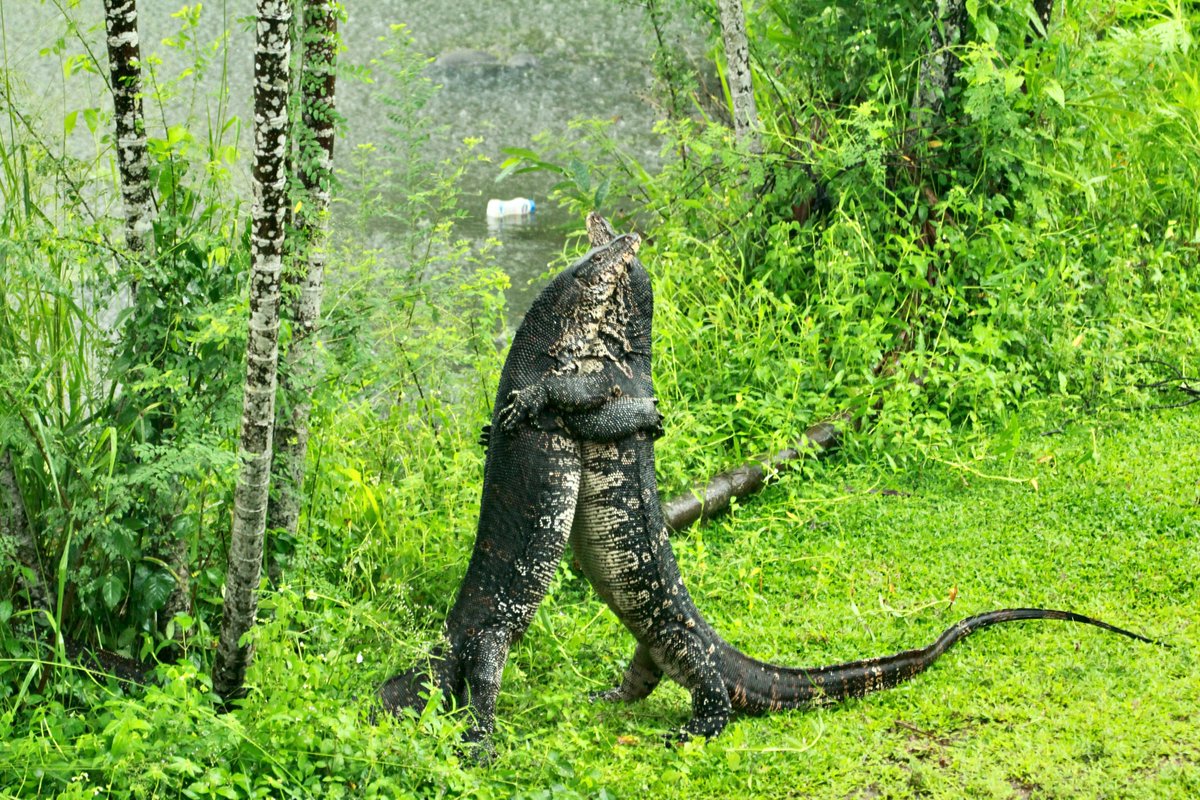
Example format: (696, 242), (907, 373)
(567, 213), (1161, 741)
(377, 232), (662, 751)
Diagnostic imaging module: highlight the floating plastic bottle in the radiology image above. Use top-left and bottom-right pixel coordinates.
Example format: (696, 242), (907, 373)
(486, 197), (536, 218)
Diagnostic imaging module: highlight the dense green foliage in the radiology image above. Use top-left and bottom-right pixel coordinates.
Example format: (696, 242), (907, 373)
(2, 0), (1197, 796)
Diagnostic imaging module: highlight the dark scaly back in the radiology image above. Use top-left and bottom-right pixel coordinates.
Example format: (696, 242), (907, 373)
(447, 233), (643, 640)
(379, 233), (645, 739)
(562, 214), (657, 440)
(493, 233), (641, 412)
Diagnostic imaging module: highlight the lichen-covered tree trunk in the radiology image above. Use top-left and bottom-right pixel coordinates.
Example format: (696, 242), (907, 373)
(103, 0), (194, 627)
(0, 449), (52, 618)
(266, 0), (338, 589)
(716, 0), (761, 155)
(906, 0), (968, 154)
(213, 0), (292, 703)
(102, 0), (155, 259)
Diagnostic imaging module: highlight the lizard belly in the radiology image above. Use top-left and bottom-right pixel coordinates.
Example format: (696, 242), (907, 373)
(572, 438), (679, 634)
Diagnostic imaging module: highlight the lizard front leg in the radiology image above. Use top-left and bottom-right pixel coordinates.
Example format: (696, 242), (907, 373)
(497, 372), (622, 431)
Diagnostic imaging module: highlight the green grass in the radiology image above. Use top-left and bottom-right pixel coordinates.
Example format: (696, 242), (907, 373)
(9, 402), (1193, 798)
(479, 405), (1199, 798)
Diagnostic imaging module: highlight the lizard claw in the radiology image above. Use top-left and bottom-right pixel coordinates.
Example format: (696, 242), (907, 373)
(588, 688), (625, 704)
(497, 386), (546, 431)
(496, 392), (523, 430)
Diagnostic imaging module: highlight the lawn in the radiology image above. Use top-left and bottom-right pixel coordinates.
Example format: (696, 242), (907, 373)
(477, 405), (1199, 798)
(2, 405), (1195, 799)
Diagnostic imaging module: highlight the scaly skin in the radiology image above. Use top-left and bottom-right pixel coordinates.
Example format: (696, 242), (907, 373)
(570, 214), (1161, 741)
(377, 233), (661, 750)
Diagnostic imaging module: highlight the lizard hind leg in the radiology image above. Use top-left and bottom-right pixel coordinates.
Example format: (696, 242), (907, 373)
(590, 642), (663, 703)
(653, 627), (732, 742)
(459, 627), (513, 760)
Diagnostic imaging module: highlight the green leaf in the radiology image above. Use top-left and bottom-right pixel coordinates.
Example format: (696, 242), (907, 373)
(1043, 79), (1065, 107)
(568, 158), (590, 193)
(102, 574), (125, 610)
(593, 177), (611, 210)
(978, 15), (999, 45)
(142, 571), (176, 612)
(498, 146), (542, 162)
(0, 600), (11, 624)
(1024, 2), (1047, 38)
(64, 110), (78, 137)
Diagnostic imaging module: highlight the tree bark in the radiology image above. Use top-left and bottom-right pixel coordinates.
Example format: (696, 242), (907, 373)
(104, 0), (196, 630)
(102, 0), (155, 259)
(0, 449), (52, 618)
(266, 0), (338, 589)
(716, 0), (762, 155)
(213, 0), (292, 704)
(661, 415), (845, 533)
(905, 0), (968, 155)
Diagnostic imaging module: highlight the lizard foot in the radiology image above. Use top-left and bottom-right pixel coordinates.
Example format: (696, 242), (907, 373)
(459, 728), (498, 766)
(588, 687), (629, 704)
(497, 387), (546, 431)
(666, 713), (729, 745)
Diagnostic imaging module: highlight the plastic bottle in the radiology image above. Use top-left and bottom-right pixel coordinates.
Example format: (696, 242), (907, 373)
(486, 197), (536, 218)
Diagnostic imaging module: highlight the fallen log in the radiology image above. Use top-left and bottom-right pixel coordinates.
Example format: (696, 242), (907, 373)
(660, 414), (847, 533)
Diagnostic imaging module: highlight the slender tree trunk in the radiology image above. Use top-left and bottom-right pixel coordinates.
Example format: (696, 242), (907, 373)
(213, 0), (293, 703)
(267, 0), (338, 588)
(716, 0), (762, 155)
(103, 0), (194, 628)
(905, 0), (968, 155)
(102, 0), (155, 259)
(0, 449), (52, 618)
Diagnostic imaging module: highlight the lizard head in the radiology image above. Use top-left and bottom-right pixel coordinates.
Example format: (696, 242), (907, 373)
(572, 232), (640, 307)
(543, 232), (641, 372)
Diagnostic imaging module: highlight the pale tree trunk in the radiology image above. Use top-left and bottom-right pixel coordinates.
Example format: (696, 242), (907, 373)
(102, 0), (155, 259)
(103, 0), (193, 627)
(716, 0), (762, 155)
(0, 450), (52, 619)
(906, 0), (968, 154)
(213, 0), (292, 704)
(267, 0), (338, 589)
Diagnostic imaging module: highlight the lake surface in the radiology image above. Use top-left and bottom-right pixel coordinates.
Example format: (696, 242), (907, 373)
(2, 0), (686, 316)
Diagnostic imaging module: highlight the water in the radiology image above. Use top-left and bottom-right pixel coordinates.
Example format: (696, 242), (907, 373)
(2, 0), (680, 317)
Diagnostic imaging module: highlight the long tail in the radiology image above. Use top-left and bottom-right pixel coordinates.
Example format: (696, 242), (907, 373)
(724, 608), (1165, 714)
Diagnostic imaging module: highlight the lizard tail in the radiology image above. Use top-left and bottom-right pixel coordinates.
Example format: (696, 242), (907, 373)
(720, 608), (1164, 714)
